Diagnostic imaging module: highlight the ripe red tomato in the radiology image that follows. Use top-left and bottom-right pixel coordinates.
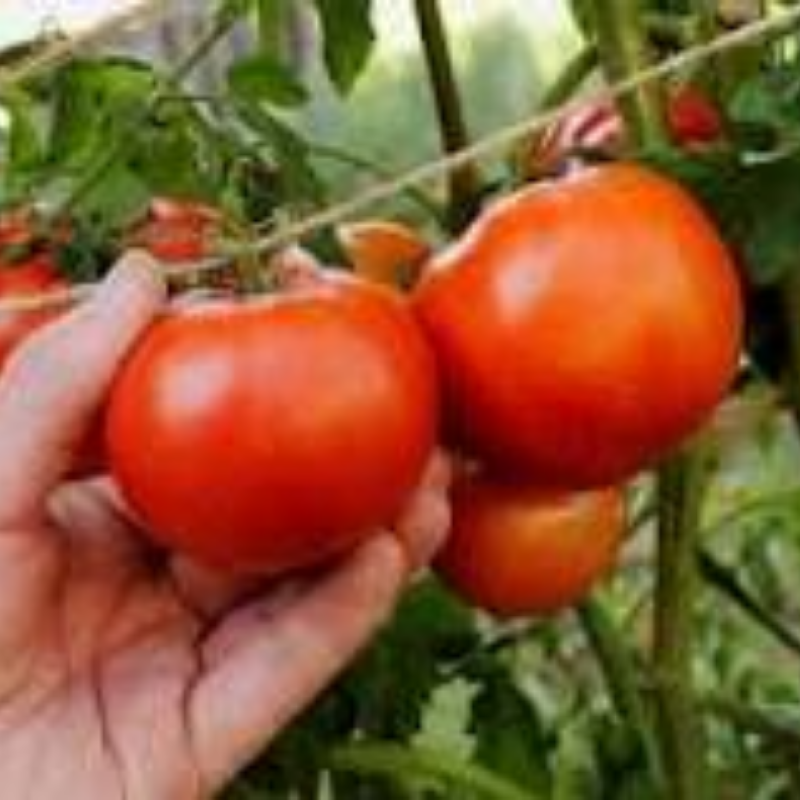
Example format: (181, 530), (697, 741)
(106, 274), (439, 575)
(415, 163), (743, 487)
(131, 197), (221, 263)
(436, 470), (625, 616)
(667, 85), (724, 146)
(0, 254), (68, 370)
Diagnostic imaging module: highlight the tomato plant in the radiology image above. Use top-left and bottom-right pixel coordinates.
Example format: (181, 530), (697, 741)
(106, 274), (439, 575)
(4, 2), (800, 799)
(437, 469), (625, 616)
(416, 162), (743, 486)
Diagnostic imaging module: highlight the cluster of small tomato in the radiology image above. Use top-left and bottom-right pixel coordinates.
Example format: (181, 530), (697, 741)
(0, 84), (741, 619)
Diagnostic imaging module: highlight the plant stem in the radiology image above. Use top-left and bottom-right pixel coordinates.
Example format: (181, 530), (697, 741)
(653, 443), (711, 800)
(306, 140), (445, 224)
(539, 44), (598, 110)
(698, 548), (800, 659)
(330, 742), (536, 800)
(412, 0), (480, 231)
(255, 0), (290, 56)
(589, 0), (670, 150)
(780, 266), (800, 438)
(578, 598), (665, 793)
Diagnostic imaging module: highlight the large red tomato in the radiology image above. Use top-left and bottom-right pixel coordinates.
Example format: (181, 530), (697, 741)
(415, 163), (743, 486)
(106, 274), (439, 575)
(436, 470), (625, 616)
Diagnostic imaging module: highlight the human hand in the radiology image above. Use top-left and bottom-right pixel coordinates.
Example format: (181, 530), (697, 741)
(0, 253), (450, 800)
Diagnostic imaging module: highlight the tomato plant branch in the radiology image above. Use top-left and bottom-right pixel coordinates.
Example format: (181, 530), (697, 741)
(413, 0), (481, 231)
(578, 597), (665, 792)
(306, 141), (445, 224)
(255, 0), (290, 56)
(653, 443), (711, 800)
(330, 742), (536, 800)
(589, 0), (670, 149)
(539, 45), (598, 110)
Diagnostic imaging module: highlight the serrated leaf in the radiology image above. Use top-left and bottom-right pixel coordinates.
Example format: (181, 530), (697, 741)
(49, 58), (156, 171)
(228, 54), (308, 107)
(313, 0), (376, 94)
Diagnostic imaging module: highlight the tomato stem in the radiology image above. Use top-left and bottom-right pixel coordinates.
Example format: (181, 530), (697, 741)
(412, 0), (482, 231)
(589, 0), (670, 150)
(578, 597), (666, 793)
(255, 0), (291, 58)
(330, 742), (536, 800)
(653, 442), (712, 800)
(539, 44), (599, 111)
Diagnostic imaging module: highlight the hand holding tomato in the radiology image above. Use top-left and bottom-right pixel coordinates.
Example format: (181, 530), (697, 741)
(0, 253), (451, 800)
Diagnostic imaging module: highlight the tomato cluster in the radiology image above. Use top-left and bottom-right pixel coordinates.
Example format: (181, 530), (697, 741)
(0, 164), (743, 616)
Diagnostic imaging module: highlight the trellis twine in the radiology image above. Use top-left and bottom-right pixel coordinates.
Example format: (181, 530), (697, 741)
(1, 3), (800, 313)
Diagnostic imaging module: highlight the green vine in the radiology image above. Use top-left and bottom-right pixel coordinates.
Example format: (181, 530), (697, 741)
(413, 0), (481, 231)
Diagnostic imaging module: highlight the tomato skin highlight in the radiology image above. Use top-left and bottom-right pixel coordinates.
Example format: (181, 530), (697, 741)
(106, 274), (439, 575)
(415, 163), (743, 486)
(436, 472), (625, 617)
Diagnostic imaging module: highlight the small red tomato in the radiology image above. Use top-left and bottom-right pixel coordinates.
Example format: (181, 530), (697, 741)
(131, 198), (221, 263)
(415, 163), (743, 487)
(667, 85), (725, 146)
(106, 274), (439, 575)
(436, 471), (625, 617)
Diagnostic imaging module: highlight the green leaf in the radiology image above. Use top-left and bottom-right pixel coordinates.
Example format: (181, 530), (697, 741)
(235, 102), (323, 203)
(729, 70), (800, 147)
(471, 670), (551, 795)
(0, 87), (44, 192)
(228, 54), (308, 107)
(48, 58), (157, 171)
(553, 716), (603, 800)
(313, 0), (376, 94)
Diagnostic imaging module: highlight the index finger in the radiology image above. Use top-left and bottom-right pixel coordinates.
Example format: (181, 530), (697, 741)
(0, 253), (165, 526)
